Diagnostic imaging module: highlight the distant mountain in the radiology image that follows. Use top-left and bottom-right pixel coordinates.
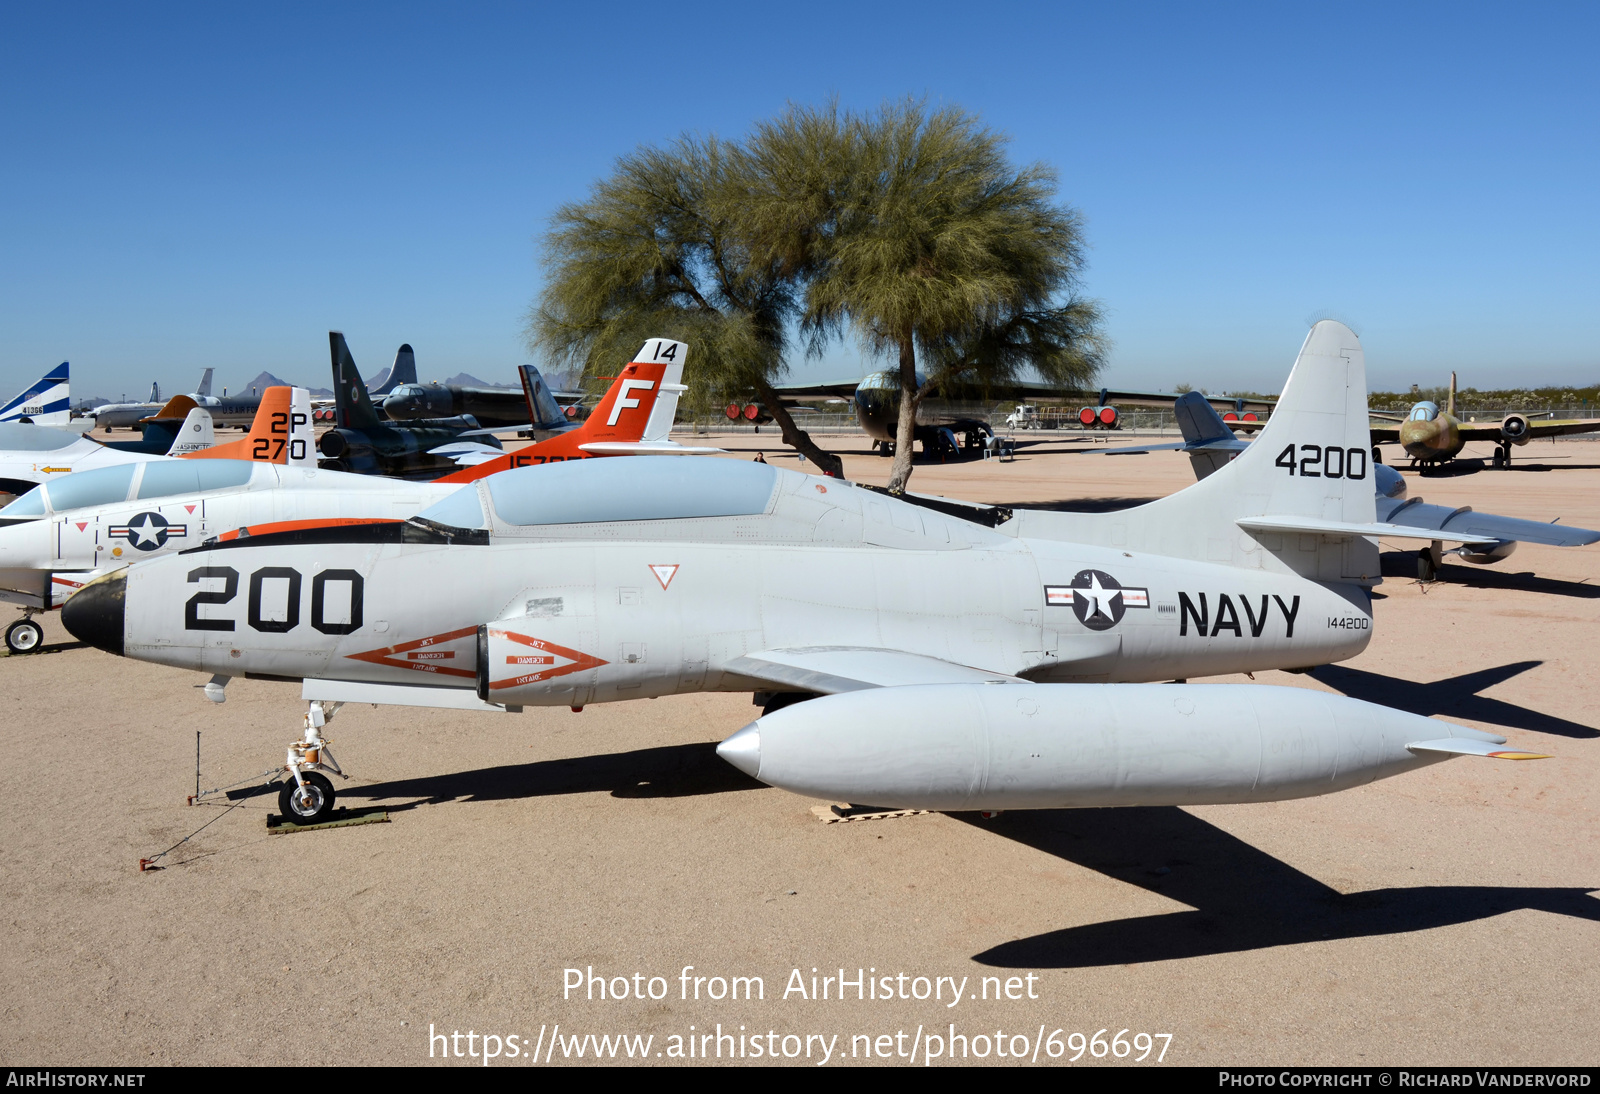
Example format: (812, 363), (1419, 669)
(444, 372), (516, 390)
(238, 371), (334, 400)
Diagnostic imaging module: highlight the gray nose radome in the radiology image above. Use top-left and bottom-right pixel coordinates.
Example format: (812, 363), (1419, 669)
(716, 723), (761, 779)
(61, 569), (126, 657)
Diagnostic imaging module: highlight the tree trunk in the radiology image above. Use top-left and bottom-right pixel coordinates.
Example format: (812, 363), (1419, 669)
(751, 375), (846, 479)
(886, 336), (918, 494)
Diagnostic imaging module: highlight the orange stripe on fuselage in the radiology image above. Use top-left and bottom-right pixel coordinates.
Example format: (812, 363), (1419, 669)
(216, 518), (400, 542)
(433, 359), (669, 484)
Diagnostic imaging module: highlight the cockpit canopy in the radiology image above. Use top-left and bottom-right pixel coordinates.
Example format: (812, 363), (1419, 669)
(0, 459), (258, 518)
(415, 456), (778, 530)
(1408, 401), (1439, 422)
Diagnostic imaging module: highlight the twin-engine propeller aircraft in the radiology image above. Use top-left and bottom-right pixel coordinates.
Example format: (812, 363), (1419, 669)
(1371, 372), (1600, 470)
(63, 322), (1544, 824)
(1106, 391), (1600, 581)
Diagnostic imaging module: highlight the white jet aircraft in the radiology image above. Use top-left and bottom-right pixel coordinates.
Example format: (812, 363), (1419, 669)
(62, 323), (1546, 824)
(1, 344), (705, 653)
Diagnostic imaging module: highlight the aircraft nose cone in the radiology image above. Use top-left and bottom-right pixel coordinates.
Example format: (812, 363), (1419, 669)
(716, 722), (761, 779)
(61, 569), (125, 656)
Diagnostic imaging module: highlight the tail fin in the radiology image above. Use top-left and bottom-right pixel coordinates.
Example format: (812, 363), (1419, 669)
(1447, 371), (1457, 418)
(1, 361), (71, 426)
(184, 386), (300, 463)
(143, 394), (200, 422)
(164, 407), (216, 455)
(195, 367), (214, 398)
(371, 344), (417, 397)
(582, 338), (683, 443)
(1173, 391), (1246, 479)
(430, 339), (688, 484)
(1030, 321), (1379, 583)
(149, 381), (160, 403)
(519, 364), (567, 429)
(330, 333), (382, 429)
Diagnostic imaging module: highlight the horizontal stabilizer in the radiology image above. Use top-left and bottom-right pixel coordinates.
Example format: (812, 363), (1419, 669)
(577, 441), (725, 456)
(727, 647), (1028, 694)
(1407, 737), (1550, 760)
(1237, 515), (1502, 546)
(428, 440), (506, 466)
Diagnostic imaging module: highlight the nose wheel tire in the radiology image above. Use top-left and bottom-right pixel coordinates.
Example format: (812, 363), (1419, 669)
(5, 619), (44, 654)
(278, 772), (336, 825)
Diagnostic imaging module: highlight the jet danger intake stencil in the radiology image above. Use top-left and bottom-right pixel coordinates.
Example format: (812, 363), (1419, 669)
(1046, 569), (1149, 631)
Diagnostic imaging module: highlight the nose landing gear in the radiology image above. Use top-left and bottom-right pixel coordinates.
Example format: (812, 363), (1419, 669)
(278, 702), (349, 825)
(5, 614), (45, 654)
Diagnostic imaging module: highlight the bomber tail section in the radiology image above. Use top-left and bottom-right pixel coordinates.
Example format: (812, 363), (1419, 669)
(1, 361), (71, 426)
(1018, 321), (1380, 584)
(519, 364), (567, 429)
(370, 344), (417, 397)
(195, 367), (214, 398)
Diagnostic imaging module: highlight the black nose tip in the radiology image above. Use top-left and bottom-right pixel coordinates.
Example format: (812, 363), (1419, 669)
(61, 569), (125, 656)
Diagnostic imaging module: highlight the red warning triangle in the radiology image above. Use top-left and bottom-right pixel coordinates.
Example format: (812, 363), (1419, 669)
(185, 505), (196, 514)
(649, 564), (679, 590)
(75, 522), (87, 532)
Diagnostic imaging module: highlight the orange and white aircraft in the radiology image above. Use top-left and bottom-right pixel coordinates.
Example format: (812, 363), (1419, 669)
(429, 338), (717, 483)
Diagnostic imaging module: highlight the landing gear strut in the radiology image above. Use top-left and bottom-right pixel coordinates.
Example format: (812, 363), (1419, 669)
(1416, 539), (1444, 583)
(5, 614), (44, 654)
(277, 701), (348, 825)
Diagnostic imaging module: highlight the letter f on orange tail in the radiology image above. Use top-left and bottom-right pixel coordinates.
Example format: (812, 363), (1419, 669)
(183, 387), (314, 465)
(433, 339), (716, 484)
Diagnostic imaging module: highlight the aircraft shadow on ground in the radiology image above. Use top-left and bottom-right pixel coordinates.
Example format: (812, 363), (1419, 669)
(344, 742), (767, 810)
(1308, 661), (1598, 739)
(1377, 550), (1600, 598)
(964, 807), (1600, 968)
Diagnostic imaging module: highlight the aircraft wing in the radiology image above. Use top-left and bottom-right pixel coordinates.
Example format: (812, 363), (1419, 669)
(1455, 418), (1600, 442)
(770, 378), (866, 399)
(1377, 497), (1600, 548)
(726, 647), (1028, 693)
(577, 441), (725, 455)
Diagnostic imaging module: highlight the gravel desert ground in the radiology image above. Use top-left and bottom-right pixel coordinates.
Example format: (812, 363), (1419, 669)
(2, 434), (1596, 1067)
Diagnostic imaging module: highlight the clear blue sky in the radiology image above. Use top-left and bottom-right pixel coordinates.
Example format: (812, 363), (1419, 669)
(2, 1), (1596, 401)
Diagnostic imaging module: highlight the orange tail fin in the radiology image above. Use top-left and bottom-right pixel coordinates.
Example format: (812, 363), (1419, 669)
(184, 386), (302, 463)
(432, 344), (676, 484)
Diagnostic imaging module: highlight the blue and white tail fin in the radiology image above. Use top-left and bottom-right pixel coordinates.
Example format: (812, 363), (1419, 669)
(1019, 321), (1380, 584)
(1, 362), (70, 426)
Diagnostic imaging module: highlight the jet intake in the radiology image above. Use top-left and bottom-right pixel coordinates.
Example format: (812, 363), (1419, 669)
(717, 683), (1503, 811)
(1500, 414), (1531, 445)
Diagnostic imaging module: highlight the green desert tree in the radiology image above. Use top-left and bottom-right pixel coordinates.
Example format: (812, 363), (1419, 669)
(529, 113), (849, 477)
(805, 99), (1105, 492)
